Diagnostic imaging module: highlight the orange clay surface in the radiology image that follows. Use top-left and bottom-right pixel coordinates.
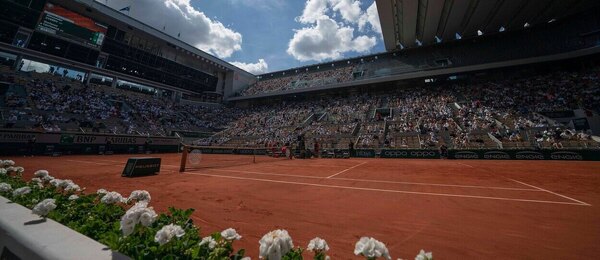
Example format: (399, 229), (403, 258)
(8, 154), (600, 259)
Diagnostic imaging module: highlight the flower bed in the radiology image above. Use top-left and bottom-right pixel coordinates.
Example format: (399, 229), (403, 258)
(0, 159), (432, 260)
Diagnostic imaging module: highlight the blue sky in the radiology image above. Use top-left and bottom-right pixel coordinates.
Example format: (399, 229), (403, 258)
(100, 0), (384, 74)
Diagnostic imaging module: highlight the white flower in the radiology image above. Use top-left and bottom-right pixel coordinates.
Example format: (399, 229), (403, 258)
(31, 178), (42, 183)
(6, 166), (15, 173)
(42, 175), (54, 182)
(3, 160), (15, 166)
(97, 189), (108, 195)
(127, 190), (151, 203)
(259, 229), (294, 260)
(64, 183), (81, 192)
(34, 170), (49, 178)
(13, 187), (31, 197)
(120, 214), (137, 236)
(0, 183), (12, 192)
(120, 201), (157, 236)
(68, 195), (79, 201)
(59, 179), (74, 189)
(415, 250), (433, 260)
(139, 208), (158, 227)
(240, 257), (251, 260)
(32, 199), (56, 216)
(0, 168), (7, 176)
(221, 228), (242, 241)
(199, 236), (217, 249)
(354, 237), (391, 260)
(154, 224), (185, 245)
(307, 237), (329, 252)
(49, 179), (64, 188)
(101, 191), (124, 204)
(14, 166), (24, 174)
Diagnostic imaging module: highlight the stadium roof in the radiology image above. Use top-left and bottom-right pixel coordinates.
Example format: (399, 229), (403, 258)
(376, 0), (600, 51)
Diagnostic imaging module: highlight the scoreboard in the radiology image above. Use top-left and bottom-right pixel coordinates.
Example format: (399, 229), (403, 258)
(36, 3), (107, 48)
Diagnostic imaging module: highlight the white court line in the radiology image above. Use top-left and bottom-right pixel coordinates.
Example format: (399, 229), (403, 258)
(270, 163), (351, 167)
(331, 176), (538, 191)
(457, 162), (475, 168)
(209, 169), (323, 179)
(209, 169), (538, 191)
(94, 159), (128, 164)
(507, 178), (592, 206)
(326, 161), (367, 178)
(185, 171), (586, 206)
(67, 159), (123, 165)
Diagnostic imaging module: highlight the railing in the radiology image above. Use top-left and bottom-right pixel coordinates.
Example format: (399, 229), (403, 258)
(301, 113), (315, 126)
(488, 132), (503, 149)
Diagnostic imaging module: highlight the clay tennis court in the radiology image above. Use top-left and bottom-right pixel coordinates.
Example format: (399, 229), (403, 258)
(10, 154), (600, 259)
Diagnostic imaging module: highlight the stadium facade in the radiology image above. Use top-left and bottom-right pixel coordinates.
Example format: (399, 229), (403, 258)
(1, 0), (600, 156)
(0, 0), (256, 103)
(1, 0), (599, 102)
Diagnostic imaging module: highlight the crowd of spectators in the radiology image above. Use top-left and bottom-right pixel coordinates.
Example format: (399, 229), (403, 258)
(2, 72), (234, 136)
(1, 66), (599, 150)
(241, 66), (355, 96)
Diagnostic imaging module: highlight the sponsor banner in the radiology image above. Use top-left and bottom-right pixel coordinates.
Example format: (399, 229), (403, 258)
(199, 148), (233, 154)
(122, 157), (161, 177)
(62, 135), (139, 145)
(354, 149), (376, 158)
(149, 138), (180, 146)
(452, 150), (480, 159)
(0, 131), (37, 143)
(59, 134), (179, 145)
(0, 130), (179, 156)
(448, 149), (600, 161)
(195, 148), (267, 155)
(380, 149), (439, 159)
(0, 131), (60, 143)
(514, 151), (545, 160)
(482, 150), (511, 160)
(547, 151), (584, 160)
(0, 130), (180, 146)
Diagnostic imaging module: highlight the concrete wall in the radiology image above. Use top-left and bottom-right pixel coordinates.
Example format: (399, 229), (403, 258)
(0, 196), (129, 260)
(223, 70), (256, 98)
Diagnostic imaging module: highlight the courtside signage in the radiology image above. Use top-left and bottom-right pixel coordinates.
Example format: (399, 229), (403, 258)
(380, 149), (439, 158)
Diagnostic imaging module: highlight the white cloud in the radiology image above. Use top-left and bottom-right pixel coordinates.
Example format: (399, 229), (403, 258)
(287, 17), (376, 62)
(297, 0), (329, 24)
(99, 0), (242, 58)
(230, 59), (269, 74)
(288, 0), (379, 62)
(331, 0), (362, 23)
(358, 2), (382, 36)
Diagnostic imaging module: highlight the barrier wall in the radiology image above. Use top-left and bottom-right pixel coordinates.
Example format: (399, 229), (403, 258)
(447, 149), (600, 161)
(0, 130), (180, 155)
(179, 147), (600, 161)
(0, 196), (129, 260)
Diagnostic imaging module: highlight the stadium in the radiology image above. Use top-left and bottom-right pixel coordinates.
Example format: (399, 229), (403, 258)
(0, 0), (599, 259)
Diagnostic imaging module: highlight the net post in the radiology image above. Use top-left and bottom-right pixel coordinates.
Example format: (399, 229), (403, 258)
(179, 145), (188, 172)
(253, 147), (256, 163)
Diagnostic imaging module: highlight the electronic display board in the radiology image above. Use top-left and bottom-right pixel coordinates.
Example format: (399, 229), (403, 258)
(36, 3), (107, 48)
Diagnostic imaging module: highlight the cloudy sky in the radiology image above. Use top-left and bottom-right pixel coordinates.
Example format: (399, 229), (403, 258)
(99, 0), (384, 74)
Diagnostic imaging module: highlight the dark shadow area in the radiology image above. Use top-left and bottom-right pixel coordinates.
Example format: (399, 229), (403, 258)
(23, 218), (46, 225)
